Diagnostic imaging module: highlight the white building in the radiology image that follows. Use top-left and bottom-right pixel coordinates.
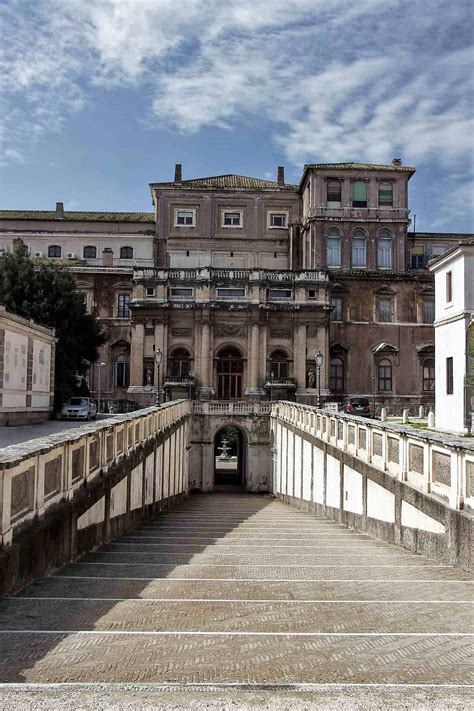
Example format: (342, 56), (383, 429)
(430, 239), (474, 434)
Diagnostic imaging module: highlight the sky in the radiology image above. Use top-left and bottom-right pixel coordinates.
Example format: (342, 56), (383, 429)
(1, 0), (473, 233)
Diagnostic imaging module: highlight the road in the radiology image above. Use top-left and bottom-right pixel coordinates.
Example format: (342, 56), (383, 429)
(0, 415), (119, 449)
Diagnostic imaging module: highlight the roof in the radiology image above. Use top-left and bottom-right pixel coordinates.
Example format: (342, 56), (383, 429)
(150, 174), (298, 191)
(299, 162), (415, 190)
(428, 238), (474, 270)
(0, 210), (155, 223)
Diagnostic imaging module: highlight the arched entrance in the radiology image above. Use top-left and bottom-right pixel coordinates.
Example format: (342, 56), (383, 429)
(214, 426), (245, 487)
(216, 347), (244, 399)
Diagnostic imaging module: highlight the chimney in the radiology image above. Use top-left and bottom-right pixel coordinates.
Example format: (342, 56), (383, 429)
(392, 158), (402, 167)
(55, 201), (65, 219)
(102, 248), (114, 267)
(174, 163), (182, 183)
(277, 166), (285, 186)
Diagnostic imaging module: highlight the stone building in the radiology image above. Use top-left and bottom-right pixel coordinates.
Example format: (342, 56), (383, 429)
(0, 160), (470, 414)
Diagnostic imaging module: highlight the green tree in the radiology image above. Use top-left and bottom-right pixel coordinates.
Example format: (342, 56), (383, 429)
(0, 242), (106, 408)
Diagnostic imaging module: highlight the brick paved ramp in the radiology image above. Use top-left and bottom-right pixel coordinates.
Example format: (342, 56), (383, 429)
(0, 493), (472, 705)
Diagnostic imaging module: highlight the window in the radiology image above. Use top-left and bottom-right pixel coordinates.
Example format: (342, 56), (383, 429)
(351, 228), (366, 268)
(330, 297), (343, 321)
(48, 245), (61, 258)
(326, 228), (341, 267)
(446, 271), (452, 303)
(169, 348), (191, 379)
(146, 287), (155, 297)
(120, 246), (133, 259)
(327, 180), (342, 205)
(377, 229), (392, 269)
(216, 287), (246, 298)
(378, 182), (393, 207)
(269, 350), (290, 380)
(222, 211), (242, 227)
(175, 209), (195, 226)
(308, 289), (317, 299)
(83, 246), (97, 259)
(446, 357), (453, 394)
(378, 298), (393, 323)
(352, 180), (367, 207)
(378, 359), (392, 391)
(423, 358), (435, 391)
(170, 287), (194, 298)
(269, 212), (288, 228)
(267, 289), (292, 299)
(115, 359), (130, 388)
(423, 299), (435, 324)
(117, 293), (130, 318)
(329, 358), (344, 392)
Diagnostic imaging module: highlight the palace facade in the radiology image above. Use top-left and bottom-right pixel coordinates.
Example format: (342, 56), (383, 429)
(1, 161), (471, 413)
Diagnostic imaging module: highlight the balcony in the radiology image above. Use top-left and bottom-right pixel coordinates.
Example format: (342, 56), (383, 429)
(264, 377), (296, 388)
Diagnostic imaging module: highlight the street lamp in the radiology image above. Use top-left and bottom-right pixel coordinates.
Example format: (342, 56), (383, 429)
(155, 347), (162, 406)
(314, 350), (323, 408)
(97, 362), (106, 415)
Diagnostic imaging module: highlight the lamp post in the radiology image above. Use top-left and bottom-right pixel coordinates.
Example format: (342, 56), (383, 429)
(270, 370), (275, 402)
(97, 361), (106, 415)
(155, 347), (162, 406)
(315, 350), (323, 408)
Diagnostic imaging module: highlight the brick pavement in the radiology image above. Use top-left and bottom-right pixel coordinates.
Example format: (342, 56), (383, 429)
(0, 492), (472, 693)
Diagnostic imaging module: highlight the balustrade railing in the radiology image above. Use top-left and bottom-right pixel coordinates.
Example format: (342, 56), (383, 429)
(193, 401), (272, 415)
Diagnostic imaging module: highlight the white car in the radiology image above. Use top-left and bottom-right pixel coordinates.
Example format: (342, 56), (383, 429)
(61, 397), (97, 420)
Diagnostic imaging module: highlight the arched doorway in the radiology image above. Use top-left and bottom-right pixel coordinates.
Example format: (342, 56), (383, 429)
(214, 426), (245, 487)
(216, 347), (244, 399)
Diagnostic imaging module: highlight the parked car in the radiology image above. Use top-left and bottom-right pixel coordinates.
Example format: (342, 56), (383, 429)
(61, 397), (97, 420)
(342, 397), (372, 417)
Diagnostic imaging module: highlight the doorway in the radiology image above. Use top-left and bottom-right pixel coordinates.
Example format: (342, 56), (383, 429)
(214, 426), (245, 487)
(216, 347), (244, 399)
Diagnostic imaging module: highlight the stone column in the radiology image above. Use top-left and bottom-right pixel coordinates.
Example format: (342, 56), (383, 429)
(198, 317), (214, 398)
(295, 322), (307, 395)
(129, 322), (144, 386)
(246, 320), (264, 396)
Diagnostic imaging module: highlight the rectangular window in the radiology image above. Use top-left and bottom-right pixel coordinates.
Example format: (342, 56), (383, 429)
(175, 209), (195, 226)
(115, 361), (130, 388)
(423, 299), (435, 323)
(307, 289), (318, 299)
(170, 287), (193, 298)
(446, 271), (452, 303)
(378, 298), (393, 322)
(446, 357), (453, 395)
(269, 213), (288, 228)
(330, 297), (343, 321)
(267, 289), (292, 299)
(327, 181), (341, 204)
(222, 211), (242, 227)
(352, 181), (367, 207)
(117, 294), (130, 318)
(216, 288), (246, 298)
(146, 287), (155, 297)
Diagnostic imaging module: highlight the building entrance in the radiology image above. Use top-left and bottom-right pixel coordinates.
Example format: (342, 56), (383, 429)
(214, 426), (245, 487)
(216, 347), (243, 399)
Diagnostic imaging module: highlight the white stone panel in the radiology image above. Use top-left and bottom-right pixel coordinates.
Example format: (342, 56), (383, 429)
(3, 330), (28, 391)
(145, 453), (154, 505)
(293, 434), (302, 500)
(343, 465), (363, 515)
(302, 439), (312, 501)
(2, 392), (27, 407)
(326, 454), (340, 509)
(280, 427), (287, 494)
(110, 477), (127, 519)
(312, 445), (325, 504)
(367, 480), (395, 523)
(155, 444), (163, 502)
(401, 501), (446, 534)
(130, 464), (143, 510)
(30, 394), (50, 408)
(32, 340), (51, 392)
(287, 431), (294, 497)
(163, 439), (170, 499)
(77, 496), (105, 530)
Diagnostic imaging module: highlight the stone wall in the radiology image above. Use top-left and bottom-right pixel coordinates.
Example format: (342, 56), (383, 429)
(272, 402), (473, 570)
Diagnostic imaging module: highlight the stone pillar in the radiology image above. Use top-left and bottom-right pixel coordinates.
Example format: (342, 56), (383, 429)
(130, 322), (144, 386)
(198, 318), (214, 398)
(295, 322), (307, 394)
(246, 321), (264, 396)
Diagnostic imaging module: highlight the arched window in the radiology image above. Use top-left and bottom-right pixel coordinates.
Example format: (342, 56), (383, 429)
(269, 350), (290, 380)
(329, 358), (344, 392)
(377, 229), (392, 269)
(423, 358), (435, 391)
(83, 245), (97, 259)
(352, 180), (367, 207)
(48, 245), (61, 258)
(351, 228), (366, 268)
(378, 359), (392, 391)
(120, 246), (133, 259)
(114, 355), (130, 388)
(169, 347), (191, 379)
(326, 228), (341, 267)
(326, 180), (341, 205)
(378, 182), (393, 207)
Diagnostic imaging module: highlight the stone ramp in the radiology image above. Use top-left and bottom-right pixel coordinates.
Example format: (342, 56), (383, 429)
(0, 492), (472, 693)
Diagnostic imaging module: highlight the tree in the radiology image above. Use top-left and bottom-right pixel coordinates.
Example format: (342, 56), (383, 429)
(0, 242), (106, 408)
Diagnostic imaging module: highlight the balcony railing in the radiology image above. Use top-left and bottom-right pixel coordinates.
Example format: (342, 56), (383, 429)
(163, 375), (195, 385)
(265, 377), (296, 387)
(134, 267), (328, 284)
(192, 401), (272, 415)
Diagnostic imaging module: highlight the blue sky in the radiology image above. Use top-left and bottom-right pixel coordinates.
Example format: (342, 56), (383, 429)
(1, 0), (473, 233)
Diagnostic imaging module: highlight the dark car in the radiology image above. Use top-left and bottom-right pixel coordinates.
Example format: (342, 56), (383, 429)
(342, 397), (372, 417)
